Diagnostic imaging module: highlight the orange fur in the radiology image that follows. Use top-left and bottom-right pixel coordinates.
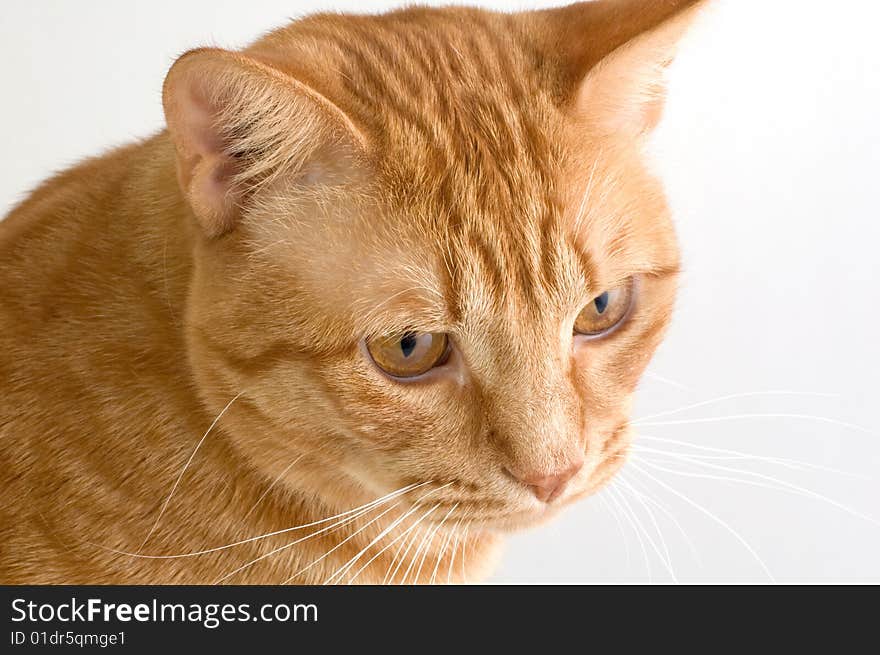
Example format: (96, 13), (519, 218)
(0, 0), (707, 584)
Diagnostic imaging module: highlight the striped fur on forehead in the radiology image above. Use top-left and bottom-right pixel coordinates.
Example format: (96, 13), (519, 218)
(248, 8), (567, 212)
(238, 3), (689, 342)
(244, 9), (590, 324)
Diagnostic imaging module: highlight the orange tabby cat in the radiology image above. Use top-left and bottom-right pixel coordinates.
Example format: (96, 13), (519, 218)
(0, 0), (707, 584)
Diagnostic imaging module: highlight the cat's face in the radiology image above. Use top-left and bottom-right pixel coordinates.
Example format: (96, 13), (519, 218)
(169, 2), (702, 531)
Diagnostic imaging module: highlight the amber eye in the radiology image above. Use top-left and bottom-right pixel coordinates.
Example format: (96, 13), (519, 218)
(574, 279), (635, 337)
(365, 331), (450, 378)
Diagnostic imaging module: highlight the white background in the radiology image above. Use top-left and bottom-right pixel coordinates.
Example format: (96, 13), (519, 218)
(2, 0), (878, 582)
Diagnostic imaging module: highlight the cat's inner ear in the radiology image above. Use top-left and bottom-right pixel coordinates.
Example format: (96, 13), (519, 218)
(573, 0), (709, 139)
(162, 48), (364, 238)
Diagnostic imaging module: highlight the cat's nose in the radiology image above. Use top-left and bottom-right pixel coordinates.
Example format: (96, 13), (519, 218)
(507, 458), (584, 503)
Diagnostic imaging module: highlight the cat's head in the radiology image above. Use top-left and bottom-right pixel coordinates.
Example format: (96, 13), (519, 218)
(163, 1), (706, 530)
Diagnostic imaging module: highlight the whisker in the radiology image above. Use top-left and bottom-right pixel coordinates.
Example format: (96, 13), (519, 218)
(241, 454), (305, 523)
(347, 510), (438, 585)
(635, 437), (866, 478)
(377, 504), (443, 586)
(632, 453), (880, 528)
(446, 529), (461, 585)
(281, 502), (403, 585)
(379, 532), (411, 584)
(431, 517), (461, 585)
(326, 503), (440, 585)
(612, 481), (674, 581)
(413, 504), (458, 585)
(136, 391), (244, 553)
(597, 491), (632, 571)
(459, 524), (470, 584)
(325, 483), (453, 585)
(214, 497), (395, 584)
(635, 390), (837, 423)
(623, 469), (702, 567)
(617, 476), (676, 581)
(605, 484), (652, 581)
(400, 512), (440, 585)
(97, 481), (427, 561)
(643, 370), (692, 391)
(384, 521), (422, 584)
(629, 461), (775, 581)
(635, 413), (872, 434)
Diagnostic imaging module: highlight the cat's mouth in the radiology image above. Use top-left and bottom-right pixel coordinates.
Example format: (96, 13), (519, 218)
(425, 442), (632, 534)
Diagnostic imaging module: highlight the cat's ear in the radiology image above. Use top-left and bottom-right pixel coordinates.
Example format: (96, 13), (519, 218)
(559, 0), (711, 139)
(162, 48), (365, 238)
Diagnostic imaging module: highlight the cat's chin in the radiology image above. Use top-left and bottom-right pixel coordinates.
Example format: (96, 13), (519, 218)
(469, 504), (568, 534)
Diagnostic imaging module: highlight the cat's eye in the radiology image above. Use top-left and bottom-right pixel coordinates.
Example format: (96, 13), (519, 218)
(365, 331), (450, 379)
(574, 278), (635, 338)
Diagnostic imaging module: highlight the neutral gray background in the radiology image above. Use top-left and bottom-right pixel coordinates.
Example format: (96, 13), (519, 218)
(2, 0), (878, 582)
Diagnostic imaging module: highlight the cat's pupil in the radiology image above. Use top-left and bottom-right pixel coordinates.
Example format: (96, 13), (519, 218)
(594, 291), (609, 314)
(400, 333), (417, 358)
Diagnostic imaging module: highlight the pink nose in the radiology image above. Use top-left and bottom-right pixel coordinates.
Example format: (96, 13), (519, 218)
(508, 458), (584, 503)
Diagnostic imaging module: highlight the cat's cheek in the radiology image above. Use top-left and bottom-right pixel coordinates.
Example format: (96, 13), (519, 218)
(337, 355), (476, 451)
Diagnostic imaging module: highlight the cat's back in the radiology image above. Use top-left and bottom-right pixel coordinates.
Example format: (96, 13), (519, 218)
(0, 134), (193, 437)
(0, 140), (148, 295)
(0, 141), (152, 417)
(0, 136), (208, 582)
(0, 135), (189, 339)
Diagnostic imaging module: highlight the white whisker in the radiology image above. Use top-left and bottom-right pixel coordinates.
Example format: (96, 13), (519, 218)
(326, 503), (439, 585)
(97, 481), (427, 560)
(605, 484), (652, 581)
(643, 370), (692, 391)
(379, 532), (411, 584)
(635, 413), (872, 434)
(384, 521), (422, 584)
(634, 438), (866, 479)
(635, 390), (837, 423)
(325, 483), (453, 585)
(611, 481), (673, 580)
(459, 524), (470, 584)
(241, 454), (305, 523)
(348, 503), (442, 584)
(215, 496), (395, 584)
(136, 391), (244, 553)
(348, 510), (439, 585)
(400, 512), (440, 585)
(623, 469), (702, 566)
(617, 476), (676, 581)
(281, 502), (403, 584)
(597, 491), (631, 571)
(629, 461), (775, 581)
(413, 503), (458, 585)
(633, 453), (879, 528)
(431, 517), (461, 585)
(446, 529), (461, 585)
